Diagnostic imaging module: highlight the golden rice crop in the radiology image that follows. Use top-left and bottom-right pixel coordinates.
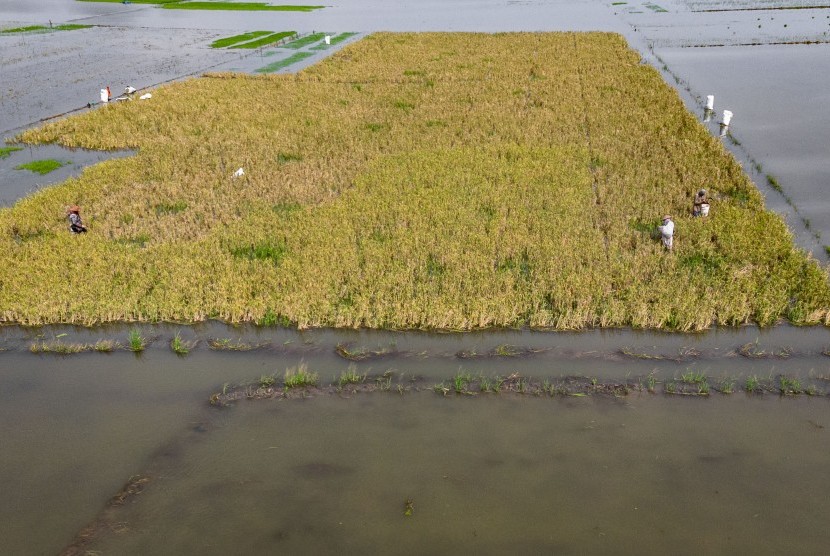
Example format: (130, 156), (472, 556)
(2, 32), (828, 329)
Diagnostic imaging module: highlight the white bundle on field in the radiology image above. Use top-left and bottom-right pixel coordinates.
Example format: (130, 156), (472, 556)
(125, 86), (137, 94)
(139, 93), (152, 100)
(233, 167), (245, 178)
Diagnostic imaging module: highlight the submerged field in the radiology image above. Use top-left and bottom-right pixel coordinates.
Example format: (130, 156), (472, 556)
(5, 32), (830, 329)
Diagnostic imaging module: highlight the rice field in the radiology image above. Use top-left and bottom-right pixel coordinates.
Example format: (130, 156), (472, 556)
(6, 32), (830, 329)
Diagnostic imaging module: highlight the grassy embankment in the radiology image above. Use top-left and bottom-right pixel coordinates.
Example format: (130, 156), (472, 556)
(6, 33), (830, 329)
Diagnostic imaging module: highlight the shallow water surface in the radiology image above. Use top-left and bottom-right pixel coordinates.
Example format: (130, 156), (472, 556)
(82, 394), (830, 554)
(0, 143), (133, 206)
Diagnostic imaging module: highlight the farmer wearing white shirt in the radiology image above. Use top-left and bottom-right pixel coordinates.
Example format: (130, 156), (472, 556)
(657, 215), (674, 251)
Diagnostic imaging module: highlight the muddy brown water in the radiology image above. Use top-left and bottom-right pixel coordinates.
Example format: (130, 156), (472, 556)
(4, 1), (830, 554)
(3, 324), (830, 553)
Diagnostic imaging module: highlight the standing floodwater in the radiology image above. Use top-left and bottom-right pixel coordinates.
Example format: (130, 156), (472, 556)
(76, 394), (830, 554)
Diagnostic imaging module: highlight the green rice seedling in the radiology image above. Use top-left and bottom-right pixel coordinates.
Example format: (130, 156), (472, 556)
(30, 341), (89, 354)
(804, 384), (818, 396)
(493, 344), (520, 357)
(259, 374), (276, 388)
(311, 32), (358, 50)
(284, 364), (318, 388)
(542, 379), (553, 396)
(766, 174), (783, 193)
(284, 32), (328, 49)
(779, 375), (802, 395)
(665, 381), (677, 395)
(162, 3), (324, 11)
(93, 339), (119, 352)
(718, 377), (735, 394)
(433, 382), (450, 396)
(376, 371), (393, 391)
(697, 381), (710, 395)
(170, 333), (190, 356)
(745, 375), (760, 393)
(453, 371), (472, 393)
(231, 31), (297, 49)
(211, 31), (272, 48)
(679, 370), (706, 384)
(403, 498), (414, 517)
(127, 329), (146, 352)
(479, 375), (492, 392)
(255, 51), (314, 73)
(0, 146), (22, 158)
(645, 372), (657, 393)
(517, 377), (527, 394)
(338, 365), (365, 386)
(14, 159), (66, 175)
(207, 338), (261, 350)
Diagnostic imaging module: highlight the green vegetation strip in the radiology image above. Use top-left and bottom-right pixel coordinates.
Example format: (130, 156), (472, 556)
(311, 32), (359, 50)
(78, 0), (323, 8)
(14, 159), (67, 175)
(77, 0), (179, 4)
(210, 31), (272, 49)
(0, 146), (23, 159)
(162, 3), (324, 11)
(254, 51), (314, 73)
(10, 33), (830, 329)
(232, 31), (297, 49)
(1, 24), (91, 34)
(283, 32), (327, 49)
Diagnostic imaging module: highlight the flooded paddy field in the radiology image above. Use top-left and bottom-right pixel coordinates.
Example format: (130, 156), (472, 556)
(3, 1), (830, 554)
(3, 345), (830, 554)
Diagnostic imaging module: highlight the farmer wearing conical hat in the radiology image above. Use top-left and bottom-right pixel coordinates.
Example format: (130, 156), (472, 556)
(657, 215), (674, 251)
(67, 205), (87, 234)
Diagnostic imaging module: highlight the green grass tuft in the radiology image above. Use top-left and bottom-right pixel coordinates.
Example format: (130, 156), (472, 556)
(14, 159), (67, 175)
(0, 146), (23, 159)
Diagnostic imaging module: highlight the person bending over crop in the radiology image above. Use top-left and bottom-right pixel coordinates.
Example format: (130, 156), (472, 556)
(657, 215), (674, 251)
(67, 205), (88, 234)
(692, 189), (710, 217)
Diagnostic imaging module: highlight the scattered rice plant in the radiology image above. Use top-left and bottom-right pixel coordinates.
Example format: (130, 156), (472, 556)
(7, 32), (830, 329)
(284, 363), (318, 388)
(745, 375), (760, 393)
(170, 333), (192, 355)
(1, 24), (91, 34)
(779, 375), (802, 395)
(30, 340), (89, 354)
(338, 365), (366, 386)
(127, 329), (147, 352)
(162, 3), (324, 11)
(93, 339), (119, 352)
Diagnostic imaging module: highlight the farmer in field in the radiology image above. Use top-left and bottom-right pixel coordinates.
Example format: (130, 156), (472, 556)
(692, 189), (710, 217)
(657, 215), (674, 251)
(67, 205), (87, 234)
